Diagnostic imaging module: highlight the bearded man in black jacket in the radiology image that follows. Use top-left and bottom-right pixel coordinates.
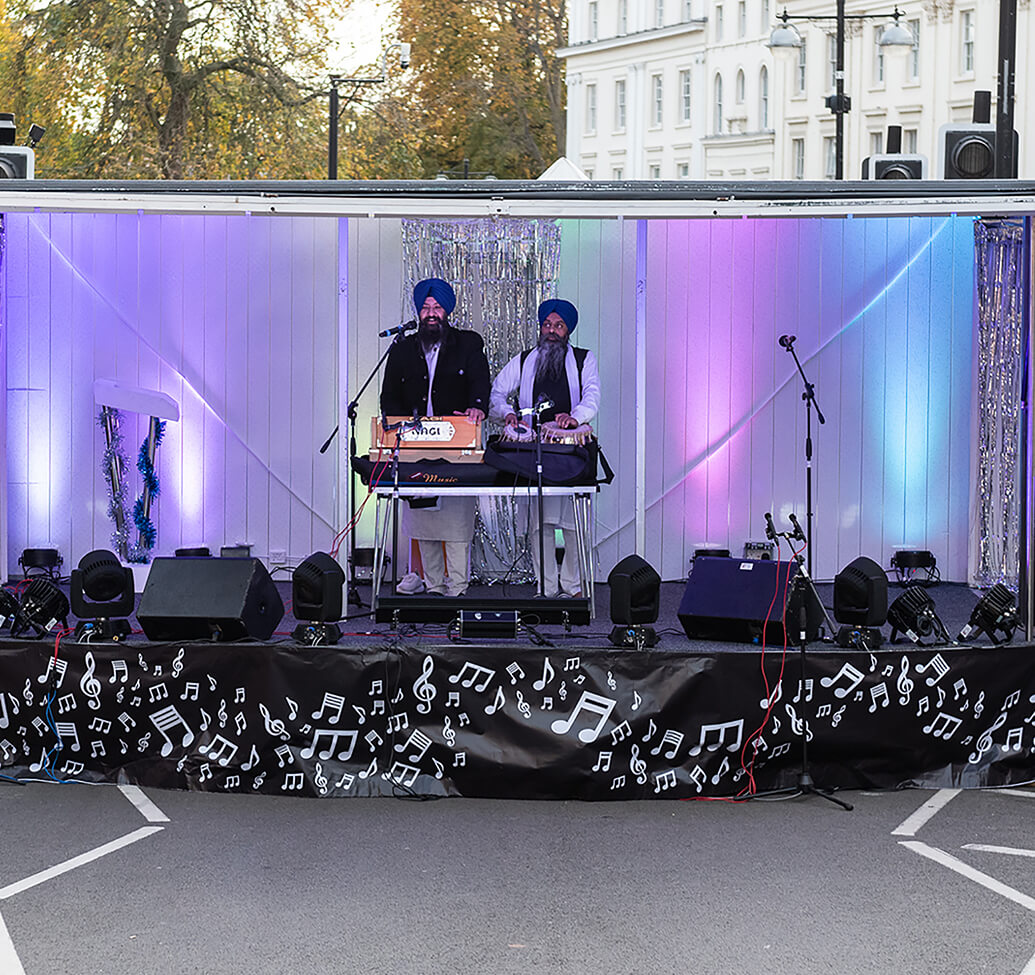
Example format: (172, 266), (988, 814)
(380, 278), (489, 596)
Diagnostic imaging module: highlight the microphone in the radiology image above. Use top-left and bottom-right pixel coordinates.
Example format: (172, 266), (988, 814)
(764, 512), (777, 541)
(379, 319), (417, 338)
(778, 334), (796, 349)
(788, 513), (805, 541)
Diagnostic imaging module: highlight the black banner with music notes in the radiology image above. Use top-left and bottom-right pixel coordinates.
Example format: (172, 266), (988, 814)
(1, 639), (1034, 798)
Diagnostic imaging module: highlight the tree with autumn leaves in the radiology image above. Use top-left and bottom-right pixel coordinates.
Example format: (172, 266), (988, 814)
(0, 0), (566, 179)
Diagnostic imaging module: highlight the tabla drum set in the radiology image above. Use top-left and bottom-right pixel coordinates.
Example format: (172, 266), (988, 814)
(501, 420), (594, 445)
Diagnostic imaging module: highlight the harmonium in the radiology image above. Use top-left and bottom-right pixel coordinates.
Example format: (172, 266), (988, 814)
(369, 416), (484, 463)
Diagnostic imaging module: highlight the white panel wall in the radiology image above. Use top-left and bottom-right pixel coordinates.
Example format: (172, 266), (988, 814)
(2, 212), (339, 573)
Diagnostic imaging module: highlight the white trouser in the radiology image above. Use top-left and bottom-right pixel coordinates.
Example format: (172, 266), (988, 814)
(417, 540), (470, 597)
(528, 519), (582, 597)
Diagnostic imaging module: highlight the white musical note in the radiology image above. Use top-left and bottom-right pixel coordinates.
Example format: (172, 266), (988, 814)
(198, 734), (239, 766)
(450, 662), (496, 693)
(388, 761), (420, 788)
(689, 764), (707, 793)
(311, 692), (346, 724)
(819, 663), (865, 699)
(550, 691), (617, 744)
(110, 657), (129, 684)
(148, 682), (169, 703)
(688, 719), (743, 756)
(654, 769), (677, 793)
(394, 729), (432, 763)
(923, 711), (963, 740)
(869, 683), (890, 713)
(181, 681), (199, 701)
(90, 740), (105, 758)
(1003, 727), (1024, 753)
(631, 691), (642, 712)
(760, 680), (783, 710)
(80, 652), (102, 709)
(710, 755), (730, 784)
(534, 658), (558, 695)
(88, 716), (111, 734)
(641, 718), (658, 742)
(541, 696), (554, 711)
(235, 712), (247, 736)
(592, 751), (612, 772)
(629, 744), (648, 784)
(282, 771), (304, 791)
(793, 679), (813, 704)
(610, 774), (626, 790)
(150, 705), (195, 757)
(55, 722), (80, 752)
(915, 654), (950, 687)
(484, 686), (505, 716)
(274, 743), (294, 766)
(650, 730), (684, 760)
(301, 728), (358, 761)
(242, 744), (261, 771)
(506, 661), (525, 684)
(610, 720), (633, 745)
(286, 697), (299, 720)
(432, 757), (445, 779)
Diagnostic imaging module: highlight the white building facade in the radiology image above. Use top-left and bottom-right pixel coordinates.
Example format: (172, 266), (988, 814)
(558, 0), (1034, 179)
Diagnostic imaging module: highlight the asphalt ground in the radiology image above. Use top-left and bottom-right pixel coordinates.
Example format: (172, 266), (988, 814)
(2, 781), (1035, 975)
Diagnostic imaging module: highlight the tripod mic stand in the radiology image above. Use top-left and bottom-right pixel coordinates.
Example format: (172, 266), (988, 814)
(779, 334), (825, 580)
(751, 516), (851, 811)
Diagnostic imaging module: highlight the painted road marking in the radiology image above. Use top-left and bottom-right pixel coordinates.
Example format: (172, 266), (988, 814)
(900, 841), (1035, 913)
(118, 783), (170, 823)
(963, 844), (1035, 859)
(0, 910), (26, 975)
(0, 826), (163, 901)
(891, 789), (961, 836)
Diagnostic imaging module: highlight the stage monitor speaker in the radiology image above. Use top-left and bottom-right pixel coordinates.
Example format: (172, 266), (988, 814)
(137, 557), (284, 641)
(678, 556), (823, 645)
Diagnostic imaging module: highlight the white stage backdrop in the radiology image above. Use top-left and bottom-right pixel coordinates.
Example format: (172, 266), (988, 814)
(2, 210), (975, 582)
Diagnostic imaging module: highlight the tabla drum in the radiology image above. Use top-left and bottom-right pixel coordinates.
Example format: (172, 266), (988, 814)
(501, 421), (535, 443)
(541, 421), (594, 445)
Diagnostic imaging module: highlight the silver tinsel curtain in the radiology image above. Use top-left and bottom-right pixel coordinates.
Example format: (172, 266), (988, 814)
(972, 218), (1027, 588)
(400, 218), (562, 582)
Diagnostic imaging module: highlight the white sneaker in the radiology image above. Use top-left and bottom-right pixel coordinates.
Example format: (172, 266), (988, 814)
(396, 571), (426, 594)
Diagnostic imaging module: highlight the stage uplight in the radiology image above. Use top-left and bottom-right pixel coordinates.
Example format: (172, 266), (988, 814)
(292, 552), (345, 645)
(833, 556), (888, 649)
(890, 550), (939, 586)
(18, 547), (62, 580)
(957, 584), (1019, 645)
(608, 554), (661, 649)
(71, 549), (136, 641)
(0, 588), (21, 631)
(11, 578), (69, 638)
(887, 585), (949, 645)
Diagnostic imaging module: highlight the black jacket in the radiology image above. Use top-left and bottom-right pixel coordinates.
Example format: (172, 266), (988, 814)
(380, 326), (490, 418)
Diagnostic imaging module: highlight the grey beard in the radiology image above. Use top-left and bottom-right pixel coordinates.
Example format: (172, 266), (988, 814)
(535, 337), (567, 382)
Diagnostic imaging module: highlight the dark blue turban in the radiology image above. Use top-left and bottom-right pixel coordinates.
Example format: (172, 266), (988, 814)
(538, 298), (578, 332)
(413, 278), (456, 316)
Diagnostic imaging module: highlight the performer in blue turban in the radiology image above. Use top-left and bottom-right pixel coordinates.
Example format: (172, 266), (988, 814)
(381, 277), (490, 597)
(489, 298), (600, 597)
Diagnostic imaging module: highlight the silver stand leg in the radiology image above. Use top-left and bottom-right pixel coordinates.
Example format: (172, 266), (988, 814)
(571, 494), (595, 619)
(372, 495), (393, 611)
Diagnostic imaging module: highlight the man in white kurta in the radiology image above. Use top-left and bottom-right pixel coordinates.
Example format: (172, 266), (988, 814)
(489, 299), (600, 597)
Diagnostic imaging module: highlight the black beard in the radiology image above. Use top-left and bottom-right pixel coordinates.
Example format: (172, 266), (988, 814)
(418, 316), (445, 350)
(535, 334), (567, 382)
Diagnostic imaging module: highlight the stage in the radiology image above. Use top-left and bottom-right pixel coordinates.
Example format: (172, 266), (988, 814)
(2, 581), (1033, 800)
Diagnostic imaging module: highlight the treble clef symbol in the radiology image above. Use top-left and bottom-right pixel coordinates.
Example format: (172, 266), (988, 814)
(897, 655), (914, 705)
(172, 648), (185, 678)
(414, 656), (436, 715)
(630, 744), (648, 784)
(517, 690), (532, 719)
(259, 703), (290, 741)
(442, 714), (456, 747)
(314, 762), (329, 795)
(80, 651), (102, 709)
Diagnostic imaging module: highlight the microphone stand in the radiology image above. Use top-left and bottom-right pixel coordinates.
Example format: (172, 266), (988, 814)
(320, 335), (400, 608)
(533, 405), (547, 598)
(780, 337), (825, 580)
(381, 413), (424, 598)
(752, 517), (851, 811)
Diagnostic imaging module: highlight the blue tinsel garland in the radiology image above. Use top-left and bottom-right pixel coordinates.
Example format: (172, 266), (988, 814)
(132, 419), (166, 551)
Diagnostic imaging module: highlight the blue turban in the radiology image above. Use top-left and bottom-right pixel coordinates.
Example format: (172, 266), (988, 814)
(413, 278), (456, 316)
(538, 298), (578, 332)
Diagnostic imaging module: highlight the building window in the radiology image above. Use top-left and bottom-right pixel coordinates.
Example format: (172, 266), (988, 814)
(760, 0), (769, 32)
(908, 19), (920, 79)
(961, 10), (974, 73)
(715, 4), (723, 40)
(615, 79), (627, 131)
(652, 74), (664, 125)
(612, 166), (624, 179)
(795, 42), (807, 94)
(656, 0), (665, 26)
(677, 162), (690, 178)
(588, 0), (599, 40)
(585, 84), (597, 133)
(735, 69), (745, 103)
(618, 0), (628, 33)
(904, 127), (918, 153)
(713, 73), (723, 134)
(649, 163), (662, 179)
(827, 35), (836, 91)
(683, 0), (693, 19)
(870, 131), (883, 155)
(759, 65), (769, 128)
(738, 0), (746, 36)
(679, 68), (692, 122)
(792, 138), (805, 179)
(873, 26), (885, 84)
(824, 136), (836, 178)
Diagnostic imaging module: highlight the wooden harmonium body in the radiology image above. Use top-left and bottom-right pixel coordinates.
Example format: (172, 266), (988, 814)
(369, 416), (483, 463)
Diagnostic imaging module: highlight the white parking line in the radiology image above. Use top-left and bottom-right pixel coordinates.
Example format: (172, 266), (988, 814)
(891, 789), (961, 836)
(118, 784), (170, 823)
(0, 826), (163, 901)
(0, 910), (26, 975)
(963, 844), (1035, 859)
(900, 841), (1035, 913)
(1023, 945), (1035, 975)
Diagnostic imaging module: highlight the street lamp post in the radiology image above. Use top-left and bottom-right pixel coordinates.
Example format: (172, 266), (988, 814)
(768, 5), (912, 179)
(327, 41), (411, 180)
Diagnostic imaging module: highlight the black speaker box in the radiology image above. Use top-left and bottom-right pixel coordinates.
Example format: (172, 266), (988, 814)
(137, 557), (284, 641)
(678, 556), (823, 644)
